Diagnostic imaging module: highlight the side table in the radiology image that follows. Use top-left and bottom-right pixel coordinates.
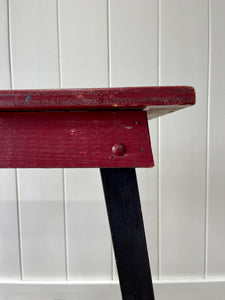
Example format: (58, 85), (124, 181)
(0, 86), (195, 300)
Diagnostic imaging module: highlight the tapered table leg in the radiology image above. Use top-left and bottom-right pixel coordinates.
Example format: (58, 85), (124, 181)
(100, 168), (155, 300)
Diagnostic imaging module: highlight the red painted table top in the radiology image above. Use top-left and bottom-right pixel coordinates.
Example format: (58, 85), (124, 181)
(0, 86), (195, 119)
(0, 86), (195, 168)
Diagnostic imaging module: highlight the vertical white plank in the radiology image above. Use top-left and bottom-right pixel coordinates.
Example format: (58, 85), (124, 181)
(160, 0), (208, 277)
(109, 0), (159, 279)
(58, 0), (111, 279)
(17, 169), (66, 279)
(10, 0), (66, 279)
(59, 0), (108, 88)
(0, 170), (21, 279)
(137, 123), (159, 279)
(109, 0), (158, 87)
(0, 0), (11, 87)
(207, 0), (225, 277)
(64, 170), (111, 279)
(10, 0), (59, 89)
(0, 0), (21, 280)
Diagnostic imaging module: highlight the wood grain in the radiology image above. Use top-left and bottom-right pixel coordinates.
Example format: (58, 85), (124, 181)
(0, 110), (153, 168)
(0, 86), (195, 119)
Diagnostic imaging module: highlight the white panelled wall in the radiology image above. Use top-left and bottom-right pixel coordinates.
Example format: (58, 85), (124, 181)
(0, 0), (224, 299)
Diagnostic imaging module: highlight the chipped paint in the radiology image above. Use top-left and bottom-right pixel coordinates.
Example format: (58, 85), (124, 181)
(121, 125), (133, 130)
(70, 128), (76, 135)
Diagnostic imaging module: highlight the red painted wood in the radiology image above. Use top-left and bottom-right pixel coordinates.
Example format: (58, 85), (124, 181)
(0, 86), (195, 119)
(0, 111), (153, 168)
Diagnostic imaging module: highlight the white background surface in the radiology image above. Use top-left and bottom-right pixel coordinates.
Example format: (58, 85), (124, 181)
(0, 0), (224, 299)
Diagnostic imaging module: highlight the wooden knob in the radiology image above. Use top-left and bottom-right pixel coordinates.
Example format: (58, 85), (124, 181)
(112, 143), (126, 156)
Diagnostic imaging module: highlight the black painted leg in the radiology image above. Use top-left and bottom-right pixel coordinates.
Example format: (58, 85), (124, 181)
(100, 168), (155, 300)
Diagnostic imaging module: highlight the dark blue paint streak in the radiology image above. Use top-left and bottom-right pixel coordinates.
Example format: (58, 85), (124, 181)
(25, 96), (31, 103)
